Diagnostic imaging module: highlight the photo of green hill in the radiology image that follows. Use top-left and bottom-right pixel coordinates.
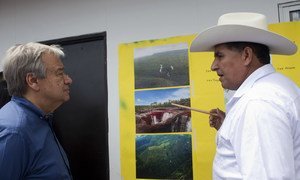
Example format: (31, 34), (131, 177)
(136, 134), (193, 179)
(134, 43), (190, 89)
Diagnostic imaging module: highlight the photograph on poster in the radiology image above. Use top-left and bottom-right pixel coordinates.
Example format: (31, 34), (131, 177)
(134, 43), (189, 89)
(136, 134), (193, 179)
(135, 87), (191, 133)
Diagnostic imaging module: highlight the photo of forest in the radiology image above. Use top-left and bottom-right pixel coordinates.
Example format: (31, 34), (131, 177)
(135, 87), (191, 133)
(136, 134), (193, 179)
(134, 43), (190, 89)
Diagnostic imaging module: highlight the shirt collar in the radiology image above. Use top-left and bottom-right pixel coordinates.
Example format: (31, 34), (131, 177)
(232, 64), (275, 98)
(225, 64), (275, 111)
(12, 96), (53, 120)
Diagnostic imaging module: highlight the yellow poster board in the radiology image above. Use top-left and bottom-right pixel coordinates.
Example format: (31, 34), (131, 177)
(119, 35), (224, 180)
(269, 21), (300, 86)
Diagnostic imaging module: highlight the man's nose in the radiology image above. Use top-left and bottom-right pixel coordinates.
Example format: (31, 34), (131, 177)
(211, 59), (218, 71)
(64, 74), (73, 85)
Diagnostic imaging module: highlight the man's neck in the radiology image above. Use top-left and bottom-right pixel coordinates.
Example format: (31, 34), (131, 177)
(22, 93), (57, 114)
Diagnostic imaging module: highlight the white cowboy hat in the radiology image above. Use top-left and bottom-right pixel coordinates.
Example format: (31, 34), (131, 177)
(190, 12), (297, 55)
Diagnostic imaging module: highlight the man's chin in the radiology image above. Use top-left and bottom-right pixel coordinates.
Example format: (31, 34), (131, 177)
(221, 84), (233, 90)
(221, 82), (227, 89)
(64, 95), (70, 101)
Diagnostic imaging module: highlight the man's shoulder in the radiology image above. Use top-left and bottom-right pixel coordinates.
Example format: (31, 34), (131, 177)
(0, 101), (28, 131)
(243, 72), (300, 111)
(253, 72), (299, 97)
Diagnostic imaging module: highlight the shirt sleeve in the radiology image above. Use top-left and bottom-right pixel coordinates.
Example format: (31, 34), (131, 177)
(232, 99), (295, 179)
(0, 131), (29, 180)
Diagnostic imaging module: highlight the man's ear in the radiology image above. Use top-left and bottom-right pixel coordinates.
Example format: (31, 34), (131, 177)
(26, 73), (40, 91)
(242, 47), (253, 66)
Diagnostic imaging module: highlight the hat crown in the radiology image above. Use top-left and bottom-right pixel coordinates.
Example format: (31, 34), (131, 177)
(218, 12), (268, 30)
(190, 12), (297, 55)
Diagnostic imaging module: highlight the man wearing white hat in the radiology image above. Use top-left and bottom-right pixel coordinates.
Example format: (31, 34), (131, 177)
(191, 12), (300, 179)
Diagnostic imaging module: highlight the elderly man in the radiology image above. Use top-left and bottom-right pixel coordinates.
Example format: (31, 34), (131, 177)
(0, 42), (73, 179)
(191, 13), (300, 179)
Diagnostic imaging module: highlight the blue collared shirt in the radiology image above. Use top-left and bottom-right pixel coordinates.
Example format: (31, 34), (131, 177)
(0, 96), (72, 179)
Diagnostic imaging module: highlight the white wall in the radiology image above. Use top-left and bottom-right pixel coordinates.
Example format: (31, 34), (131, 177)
(0, 0), (291, 179)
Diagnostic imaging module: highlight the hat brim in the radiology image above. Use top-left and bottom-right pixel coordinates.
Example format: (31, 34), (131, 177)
(190, 25), (297, 55)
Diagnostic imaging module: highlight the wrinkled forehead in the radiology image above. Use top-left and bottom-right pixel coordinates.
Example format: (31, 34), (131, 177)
(42, 53), (64, 69)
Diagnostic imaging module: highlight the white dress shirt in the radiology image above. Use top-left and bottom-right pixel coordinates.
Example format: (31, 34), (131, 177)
(213, 64), (300, 180)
